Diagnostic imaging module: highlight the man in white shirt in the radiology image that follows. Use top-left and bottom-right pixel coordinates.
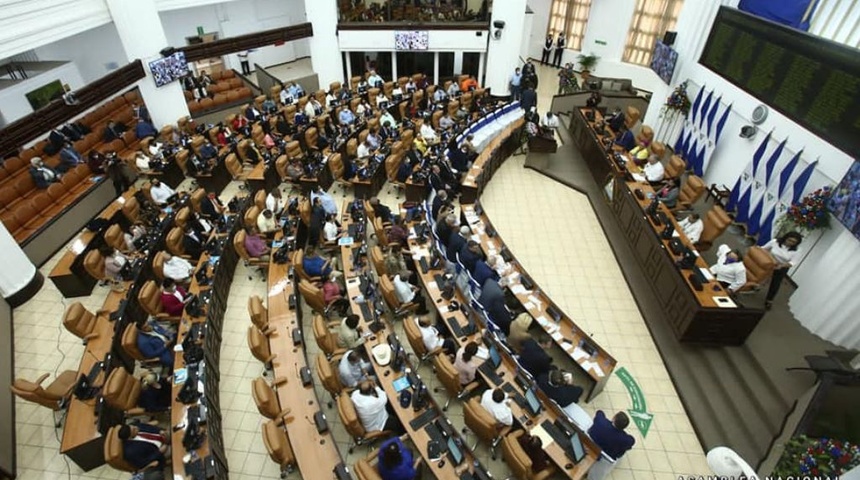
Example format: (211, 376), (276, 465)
(375, 92), (390, 109)
(446, 82), (460, 98)
(416, 316), (455, 355)
(433, 88), (447, 103)
(351, 381), (403, 434)
(540, 111), (560, 130)
(338, 350), (371, 387)
(256, 209), (278, 235)
(678, 213), (704, 243)
(279, 88), (293, 106)
(480, 388), (513, 427)
(439, 115), (456, 131)
(393, 271), (429, 315)
(161, 253), (194, 284)
(265, 189), (285, 216)
(642, 155), (665, 183)
(710, 244), (747, 293)
(367, 71), (384, 88)
(149, 179), (176, 206)
(305, 98), (322, 119)
(323, 214), (340, 242)
(419, 122), (438, 145)
(357, 139), (375, 159)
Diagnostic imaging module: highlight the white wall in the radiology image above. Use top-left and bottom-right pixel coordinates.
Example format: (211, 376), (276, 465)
(34, 23), (128, 84)
(486, 0), (528, 94)
(527, 0), (551, 61)
(0, 0), (112, 60)
(0, 63), (86, 124)
(338, 29), (489, 52)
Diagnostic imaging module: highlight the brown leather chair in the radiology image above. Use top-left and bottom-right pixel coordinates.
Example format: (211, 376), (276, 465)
(104, 224), (127, 252)
(251, 376), (290, 419)
(624, 106), (641, 129)
(329, 153), (353, 196)
(316, 352), (345, 408)
(189, 188), (206, 213)
(313, 314), (345, 358)
(262, 418), (296, 476)
(674, 175), (706, 212)
(253, 189), (267, 211)
(403, 316), (441, 365)
(464, 396), (509, 459)
(83, 249), (106, 282)
(379, 274), (419, 318)
(226, 153), (245, 181)
(665, 154), (686, 179)
(651, 141), (667, 162)
(138, 279), (181, 322)
(10, 371), (77, 426)
(291, 250), (322, 284)
(337, 390), (391, 453)
(151, 251), (168, 281)
(739, 246), (776, 292)
(233, 230), (269, 277)
(433, 353), (480, 411)
(286, 141), (303, 160)
(62, 302), (102, 343)
(165, 227), (189, 258)
(298, 279), (329, 315)
(373, 217), (389, 248)
(120, 323), (160, 366)
(501, 429), (556, 480)
(102, 367), (149, 415)
(174, 206), (192, 230)
(298, 198), (311, 226)
(370, 246), (388, 277)
(248, 325), (277, 367)
(696, 205), (732, 252)
(354, 450), (384, 480)
(104, 425), (159, 472)
(248, 295), (274, 334)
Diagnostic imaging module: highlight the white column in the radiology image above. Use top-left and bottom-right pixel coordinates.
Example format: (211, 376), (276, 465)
(391, 52), (398, 81)
(485, 0), (527, 96)
(306, 0), (342, 87)
(344, 52), (353, 85)
(106, 0), (190, 129)
(0, 225), (37, 300)
(453, 52), (463, 75)
(433, 52), (439, 86)
(478, 52), (486, 86)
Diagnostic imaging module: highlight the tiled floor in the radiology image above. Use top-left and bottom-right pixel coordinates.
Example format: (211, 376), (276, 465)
(11, 63), (713, 479)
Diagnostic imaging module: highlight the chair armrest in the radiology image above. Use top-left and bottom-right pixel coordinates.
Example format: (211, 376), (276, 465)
(126, 407), (147, 416)
(262, 324), (277, 337)
(273, 376), (289, 387)
(265, 353), (278, 364)
(35, 373), (50, 386)
(461, 380), (482, 397)
(95, 309), (111, 316)
(155, 313), (182, 322)
(326, 320), (341, 328)
(534, 465), (556, 480)
(82, 333), (99, 342)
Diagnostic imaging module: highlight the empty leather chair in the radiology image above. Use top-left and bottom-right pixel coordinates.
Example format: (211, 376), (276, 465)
(248, 295), (273, 333)
(244, 205), (261, 230)
(651, 141), (667, 162)
(329, 153), (352, 196)
(403, 315), (441, 365)
(369, 246), (387, 277)
(120, 323), (160, 366)
(174, 206), (192, 230)
(305, 127), (319, 152)
(138, 279), (181, 321)
(316, 352), (345, 408)
(739, 246), (776, 292)
(226, 153), (245, 181)
(104, 425), (158, 472)
(433, 353), (480, 411)
(262, 418), (296, 476)
(353, 451), (384, 480)
(379, 274), (418, 318)
(674, 175), (706, 211)
(103, 224), (127, 252)
(10, 371), (77, 426)
(251, 376), (290, 419)
(373, 217), (389, 248)
(151, 251), (168, 281)
(254, 189), (267, 211)
(62, 302), (102, 343)
(83, 249), (106, 282)
(696, 205), (732, 251)
(165, 227), (188, 258)
(464, 396), (509, 459)
(248, 325), (277, 367)
(102, 367), (149, 415)
(313, 314), (345, 358)
(122, 196), (140, 224)
(189, 188), (206, 213)
(665, 154), (686, 179)
(286, 141), (302, 160)
(624, 106), (641, 129)
(501, 429), (556, 480)
(337, 390), (391, 453)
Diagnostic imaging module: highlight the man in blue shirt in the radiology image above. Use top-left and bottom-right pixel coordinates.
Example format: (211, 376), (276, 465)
(510, 68), (523, 101)
(588, 411), (636, 460)
(136, 319), (175, 367)
(614, 128), (636, 151)
(471, 259), (499, 287)
(58, 143), (83, 173)
(303, 247), (333, 278)
(135, 119), (157, 139)
(338, 107), (356, 127)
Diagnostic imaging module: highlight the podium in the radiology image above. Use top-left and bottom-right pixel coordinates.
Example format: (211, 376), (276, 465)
(528, 134), (558, 153)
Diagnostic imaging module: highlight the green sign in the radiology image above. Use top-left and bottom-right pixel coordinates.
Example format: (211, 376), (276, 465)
(615, 367), (654, 437)
(197, 26), (204, 36)
(594, 39), (607, 46)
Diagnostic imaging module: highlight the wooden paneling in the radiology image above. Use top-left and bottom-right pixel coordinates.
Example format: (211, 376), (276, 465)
(178, 23), (314, 62)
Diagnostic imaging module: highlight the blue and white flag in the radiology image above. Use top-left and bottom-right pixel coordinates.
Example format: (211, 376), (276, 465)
(698, 90), (714, 131)
(757, 149), (803, 245)
(700, 101), (732, 176)
(734, 132), (772, 223)
(747, 139), (786, 236)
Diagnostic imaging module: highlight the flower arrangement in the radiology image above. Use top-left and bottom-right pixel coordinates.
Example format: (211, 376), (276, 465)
(773, 436), (860, 476)
(663, 81), (692, 116)
(780, 186), (832, 233)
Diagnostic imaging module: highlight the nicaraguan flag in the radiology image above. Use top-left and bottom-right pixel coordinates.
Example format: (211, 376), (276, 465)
(757, 149), (803, 245)
(748, 139), (786, 236)
(735, 132), (772, 223)
(788, 159), (818, 204)
(698, 90), (714, 131)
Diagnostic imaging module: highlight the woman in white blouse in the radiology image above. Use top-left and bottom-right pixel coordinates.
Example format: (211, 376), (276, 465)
(761, 231), (802, 309)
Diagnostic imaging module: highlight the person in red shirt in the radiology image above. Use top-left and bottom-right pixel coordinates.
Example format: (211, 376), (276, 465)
(160, 278), (190, 316)
(322, 272), (343, 305)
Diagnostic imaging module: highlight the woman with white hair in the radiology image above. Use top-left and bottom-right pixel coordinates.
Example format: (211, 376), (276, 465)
(29, 157), (60, 188)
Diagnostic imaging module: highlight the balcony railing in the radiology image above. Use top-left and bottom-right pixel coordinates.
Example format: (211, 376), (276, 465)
(338, 0), (490, 27)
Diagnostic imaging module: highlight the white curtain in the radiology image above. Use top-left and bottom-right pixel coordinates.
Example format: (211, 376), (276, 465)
(789, 226), (860, 350)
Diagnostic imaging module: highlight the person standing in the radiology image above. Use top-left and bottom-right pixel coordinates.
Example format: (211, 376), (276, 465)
(553, 33), (566, 67)
(541, 34), (553, 64)
(510, 67), (522, 101)
(238, 51), (251, 75)
(761, 232), (802, 310)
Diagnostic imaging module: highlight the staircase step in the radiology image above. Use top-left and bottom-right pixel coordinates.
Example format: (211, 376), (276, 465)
(724, 347), (791, 431)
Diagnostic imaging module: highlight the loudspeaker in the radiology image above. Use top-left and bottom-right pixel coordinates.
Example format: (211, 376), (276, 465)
(160, 47), (176, 57)
(740, 125), (758, 139)
(663, 31), (677, 46)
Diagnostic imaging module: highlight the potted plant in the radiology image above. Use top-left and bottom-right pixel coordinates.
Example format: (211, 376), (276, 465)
(775, 186), (832, 237)
(773, 435), (860, 477)
(577, 53), (600, 82)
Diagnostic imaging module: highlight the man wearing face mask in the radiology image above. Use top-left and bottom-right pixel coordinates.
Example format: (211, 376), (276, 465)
(710, 245), (746, 293)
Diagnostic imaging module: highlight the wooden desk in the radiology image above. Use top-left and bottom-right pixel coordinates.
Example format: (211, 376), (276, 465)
(60, 288), (127, 471)
(461, 205), (616, 401)
(49, 189), (137, 298)
(266, 244), (343, 478)
(352, 160), (387, 200)
(461, 118), (524, 204)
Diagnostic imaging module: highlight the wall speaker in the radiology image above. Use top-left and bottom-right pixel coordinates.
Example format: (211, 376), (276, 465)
(740, 125), (758, 139)
(663, 31), (677, 46)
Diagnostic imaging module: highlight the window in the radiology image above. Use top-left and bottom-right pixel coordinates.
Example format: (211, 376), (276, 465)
(546, 0), (593, 51)
(622, 0), (685, 66)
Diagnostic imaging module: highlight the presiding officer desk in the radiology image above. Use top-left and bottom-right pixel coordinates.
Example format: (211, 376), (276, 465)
(405, 224), (602, 479)
(460, 103), (526, 204)
(460, 205), (616, 402)
(340, 203), (491, 479)
(570, 107), (765, 345)
(265, 231), (344, 478)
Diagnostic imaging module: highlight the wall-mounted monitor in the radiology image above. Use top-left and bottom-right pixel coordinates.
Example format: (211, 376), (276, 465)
(650, 40), (679, 85)
(25, 80), (65, 111)
(394, 31), (429, 50)
(148, 51), (189, 88)
(828, 161), (860, 240)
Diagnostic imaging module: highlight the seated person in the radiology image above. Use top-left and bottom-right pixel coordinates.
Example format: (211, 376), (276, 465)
(135, 119), (158, 139)
(87, 151), (107, 173)
(357, 139), (375, 159)
(478, 278), (512, 334)
(136, 317), (175, 367)
(518, 432), (550, 474)
(377, 436), (419, 480)
(606, 107), (626, 132)
(613, 126), (636, 151)
(656, 177), (680, 208)
(286, 159), (304, 182)
(58, 143), (84, 173)
(338, 350), (372, 388)
(419, 122), (439, 145)
(457, 240), (485, 272)
(366, 129), (382, 150)
(337, 313), (365, 350)
(536, 370), (584, 418)
(323, 214), (341, 243)
(375, 92), (390, 109)
(367, 71), (384, 88)
(393, 270), (429, 314)
(431, 190), (450, 220)
(103, 120), (125, 142)
(279, 87), (294, 106)
(642, 154), (665, 184)
(433, 87), (447, 103)
(368, 197), (394, 223)
(325, 90), (337, 109)
(305, 98), (323, 119)
(99, 245), (129, 286)
(459, 75), (478, 92)
(588, 411), (636, 459)
(160, 278), (191, 316)
(356, 78), (369, 94)
(679, 213), (703, 243)
(134, 151), (152, 173)
(387, 217), (409, 248)
(539, 111), (560, 135)
(183, 226), (206, 259)
(351, 380), (405, 434)
(243, 227), (270, 261)
(710, 245), (746, 293)
(384, 245), (409, 279)
(519, 335), (554, 378)
(472, 259), (499, 287)
(416, 316), (455, 355)
(446, 81), (460, 98)
(303, 246), (334, 278)
(124, 222), (148, 252)
(507, 313), (532, 353)
(149, 179), (176, 206)
(117, 422), (168, 470)
(338, 107), (357, 127)
(480, 388), (513, 427)
(586, 91), (602, 108)
(438, 114), (456, 132)
(266, 188), (285, 216)
(200, 192), (225, 219)
(453, 341), (482, 385)
(138, 371), (171, 412)
(256, 209), (279, 236)
(447, 226), (470, 262)
(161, 252), (194, 284)
(29, 157), (60, 188)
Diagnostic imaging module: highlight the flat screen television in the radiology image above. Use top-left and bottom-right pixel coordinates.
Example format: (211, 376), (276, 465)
(828, 161), (860, 240)
(148, 51), (189, 88)
(650, 40), (678, 84)
(394, 31), (429, 51)
(25, 80), (66, 111)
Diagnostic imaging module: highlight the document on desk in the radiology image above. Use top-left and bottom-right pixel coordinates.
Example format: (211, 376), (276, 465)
(582, 360), (605, 378)
(631, 173), (646, 183)
(712, 296), (737, 308)
(529, 424), (554, 447)
(527, 295), (542, 310)
(510, 284), (527, 295)
(174, 368), (188, 385)
(338, 237), (354, 246)
(523, 301), (536, 312)
(551, 331), (564, 342)
(475, 346), (490, 360)
(427, 281), (437, 291)
(571, 346), (589, 362)
(699, 268), (714, 281)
